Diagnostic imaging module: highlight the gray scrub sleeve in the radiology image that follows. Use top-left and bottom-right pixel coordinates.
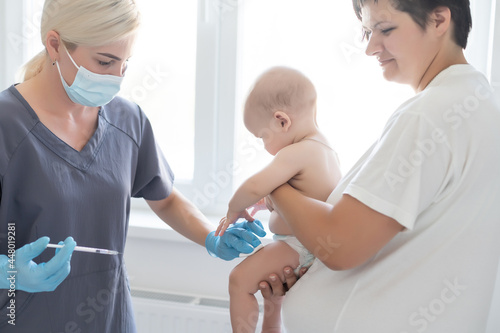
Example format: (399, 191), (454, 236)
(131, 109), (174, 200)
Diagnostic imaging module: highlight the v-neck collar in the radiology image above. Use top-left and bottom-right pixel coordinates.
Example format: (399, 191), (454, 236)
(9, 85), (109, 171)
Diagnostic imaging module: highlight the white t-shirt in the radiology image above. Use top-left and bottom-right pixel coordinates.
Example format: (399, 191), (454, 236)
(282, 65), (500, 333)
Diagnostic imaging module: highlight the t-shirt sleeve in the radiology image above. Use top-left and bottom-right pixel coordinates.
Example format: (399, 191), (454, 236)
(344, 111), (454, 230)
(131, 110), (175, 200)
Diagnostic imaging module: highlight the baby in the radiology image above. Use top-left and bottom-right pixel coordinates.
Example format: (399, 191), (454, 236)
(216, 67), (342, 332)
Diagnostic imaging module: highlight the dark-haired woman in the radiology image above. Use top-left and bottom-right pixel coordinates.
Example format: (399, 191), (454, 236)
(260, 0), (500, 331)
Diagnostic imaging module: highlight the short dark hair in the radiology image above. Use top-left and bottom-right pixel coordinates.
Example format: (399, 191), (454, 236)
(352, 0), (472, 49)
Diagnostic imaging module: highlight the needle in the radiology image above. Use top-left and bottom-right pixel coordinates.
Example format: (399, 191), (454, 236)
(47, 243), (120, 255)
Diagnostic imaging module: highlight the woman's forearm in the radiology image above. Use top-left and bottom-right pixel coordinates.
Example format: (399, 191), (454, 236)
(148, 189), (213, 247)
(270, 184), (402, 271)
(270, 184), (336, 259)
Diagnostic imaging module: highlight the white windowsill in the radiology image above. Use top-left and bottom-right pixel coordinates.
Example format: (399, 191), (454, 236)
(127, 209), (273, 244)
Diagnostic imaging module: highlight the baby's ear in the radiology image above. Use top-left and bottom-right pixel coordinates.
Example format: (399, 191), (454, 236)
(274, 111), (291, 131)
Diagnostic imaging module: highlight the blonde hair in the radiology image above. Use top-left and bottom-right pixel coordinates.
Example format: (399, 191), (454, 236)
(21, 0), (141, 81)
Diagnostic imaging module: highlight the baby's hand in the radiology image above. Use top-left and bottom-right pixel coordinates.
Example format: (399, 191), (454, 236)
(215, 210), (254, 236)
(248, 198), (269, 217)
(248, 197), (274, 216)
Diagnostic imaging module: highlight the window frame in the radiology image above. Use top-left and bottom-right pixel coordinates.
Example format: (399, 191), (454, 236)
(1, 0), (499, 217)
(0, 1), (27, 90)
(2, 0), (240, 216)
(131, 0), (240, 216)
(487, 0), (500, 100)
(186, 0), (240, 216)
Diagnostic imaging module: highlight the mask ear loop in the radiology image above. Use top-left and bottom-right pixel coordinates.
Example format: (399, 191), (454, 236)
(54, 42), (80, 84)
(62, 44), (80, 69)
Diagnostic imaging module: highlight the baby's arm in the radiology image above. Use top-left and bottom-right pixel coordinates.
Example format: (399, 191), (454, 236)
(216, 146), (306, 236)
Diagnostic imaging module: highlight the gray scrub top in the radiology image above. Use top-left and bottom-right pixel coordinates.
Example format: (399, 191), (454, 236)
(0, 85), (174, 332)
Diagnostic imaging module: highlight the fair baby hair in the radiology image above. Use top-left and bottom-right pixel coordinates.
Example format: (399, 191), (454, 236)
(245, 66), (317, 118)
(21, 0), (141, 81)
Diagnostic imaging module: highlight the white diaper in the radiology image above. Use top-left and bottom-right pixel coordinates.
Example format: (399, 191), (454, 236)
(273, 234), (315, 274)
(239, 244), (264, 258)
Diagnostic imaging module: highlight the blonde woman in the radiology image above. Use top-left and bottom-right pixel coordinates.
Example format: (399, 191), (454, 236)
(0, 0), (264, 331)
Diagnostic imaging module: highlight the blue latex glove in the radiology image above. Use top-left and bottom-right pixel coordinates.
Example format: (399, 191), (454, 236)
(206, 220), (267, 261)
(0, 236), (76, 292)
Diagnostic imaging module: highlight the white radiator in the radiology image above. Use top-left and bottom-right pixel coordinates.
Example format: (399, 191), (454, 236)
(131, 289), (263, 333)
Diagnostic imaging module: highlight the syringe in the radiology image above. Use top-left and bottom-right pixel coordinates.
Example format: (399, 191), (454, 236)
(47, 243), (120, 255)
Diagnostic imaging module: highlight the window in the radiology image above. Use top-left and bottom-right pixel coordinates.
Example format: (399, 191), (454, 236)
(233, 0), (414, 189)
(2, 0), (498, 218)
(120, 0), (198, 182)
(0, 1), (33, 89)
(22, 0), (199, 182)
(233, 0), (500, 188)
(8, 0), (235, 215)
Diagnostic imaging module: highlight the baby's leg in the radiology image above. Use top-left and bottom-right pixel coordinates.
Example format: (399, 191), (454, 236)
(229, 240), (300, 333)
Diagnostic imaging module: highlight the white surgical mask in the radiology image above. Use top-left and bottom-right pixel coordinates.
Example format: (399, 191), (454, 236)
(56, 46), (123, 107)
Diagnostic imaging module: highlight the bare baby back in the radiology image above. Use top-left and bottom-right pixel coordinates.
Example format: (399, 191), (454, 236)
(268, 136), (341, 235)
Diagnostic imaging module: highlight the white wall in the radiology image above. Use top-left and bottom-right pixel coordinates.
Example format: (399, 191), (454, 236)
(124, 233), (233, 299)
(124, 209), (270, 301)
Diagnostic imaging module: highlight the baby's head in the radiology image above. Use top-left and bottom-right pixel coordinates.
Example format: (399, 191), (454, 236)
(244, 67), (317, 155)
